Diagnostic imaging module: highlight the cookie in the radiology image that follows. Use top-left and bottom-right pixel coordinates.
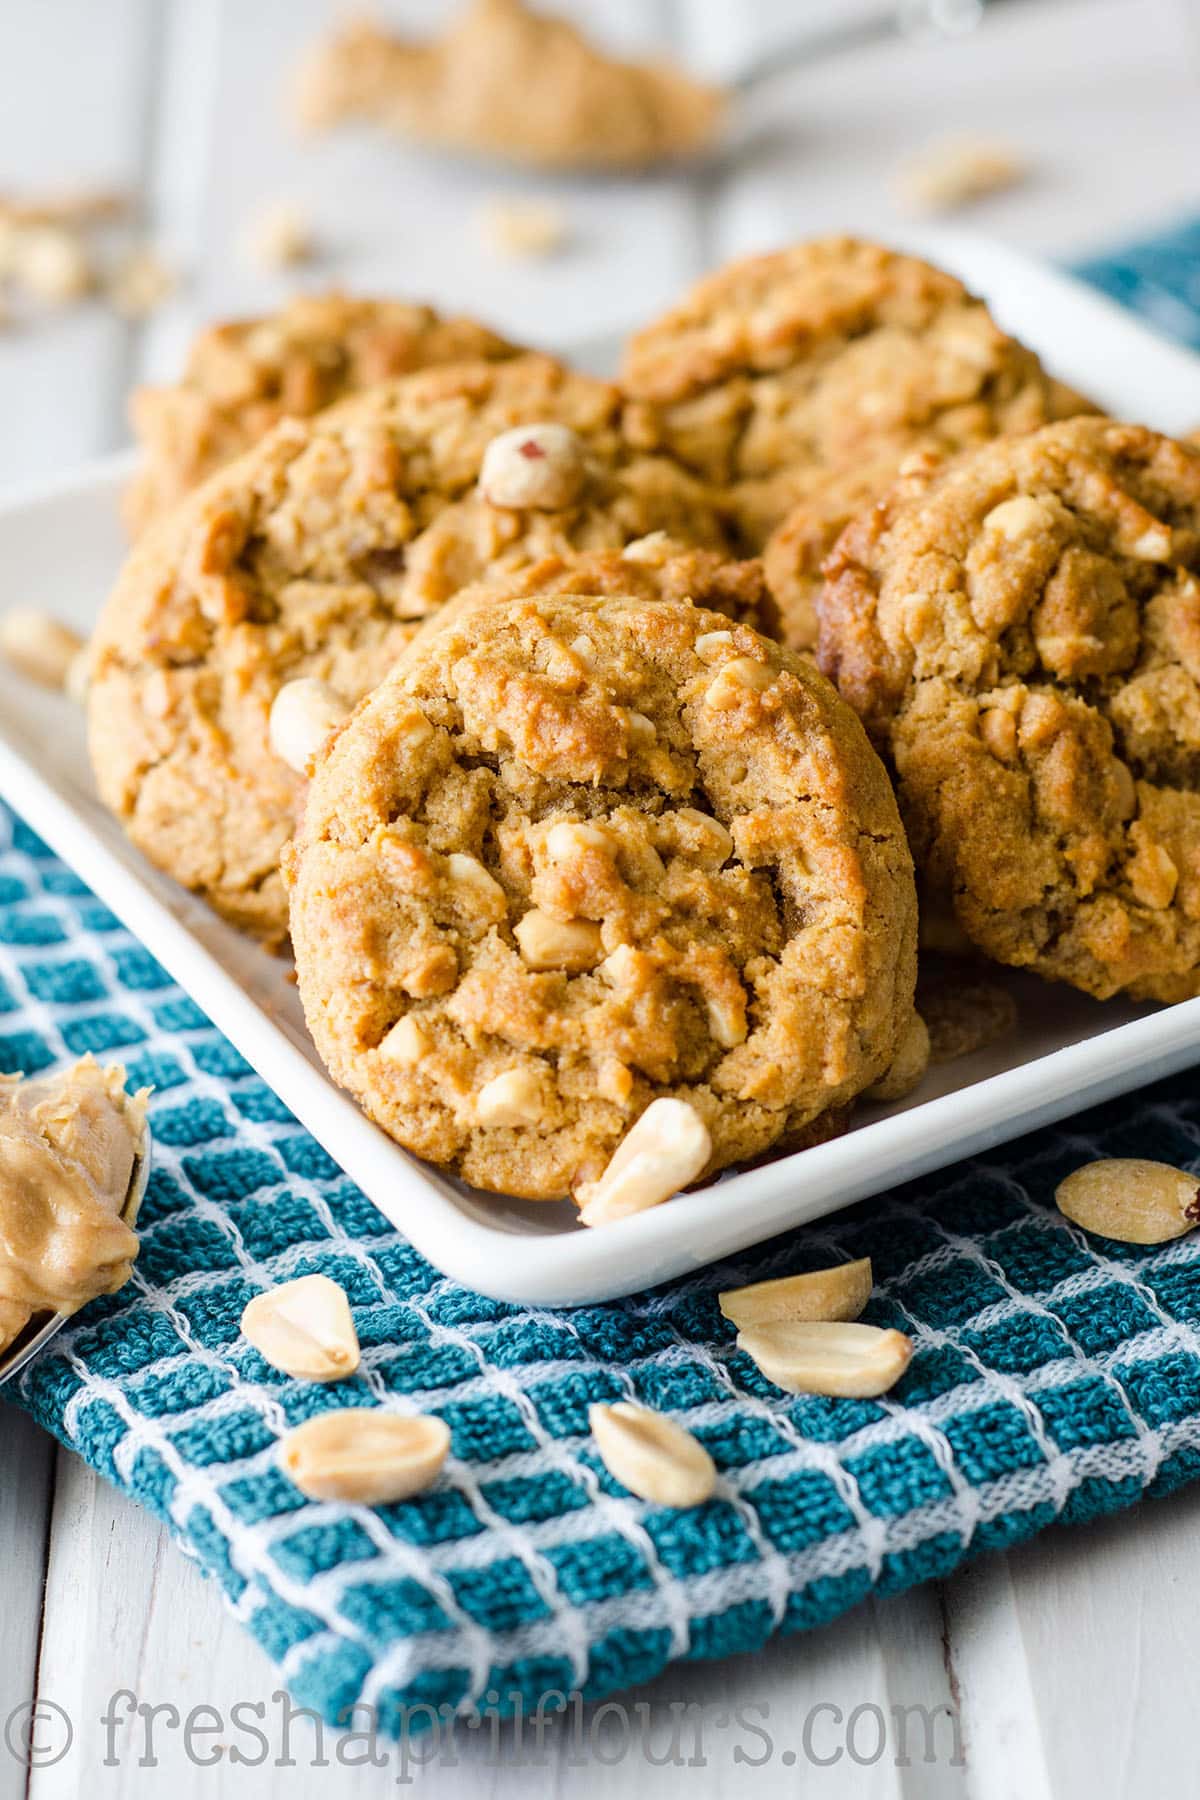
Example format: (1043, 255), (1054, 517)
(819, 417), (1200, 1002)
(621, 236), (1093, 649)
(285, 585), (918, 1201)
(89, 356), (735, 945)
(123, 291), (519, 534)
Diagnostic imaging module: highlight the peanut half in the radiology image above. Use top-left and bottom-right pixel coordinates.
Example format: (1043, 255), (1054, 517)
(589, 1401), (715, 1508)
(479, 422), (586, 511)
(737, 1320), (913, 1398)
(268, 677), (349, 774)
(277, 1409), (451, 1504)
(719, 1256), (873, 1331)
(1055, 1158), (1200, 1246)
(241, 1274), (361, 1382)
(575, 1098), (711, 1227)
(0, 609), (84, 689)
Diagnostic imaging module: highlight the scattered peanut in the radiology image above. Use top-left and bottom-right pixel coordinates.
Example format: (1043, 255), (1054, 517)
(241, 1274), (360, 1382)
(246, 201), (315, 270)
(64, 642), (92, 706)
(13, 225), (92, 302)
(480, 197), (568, 258)
(268, 677), (349, 774)
(1055, 1158), (1200, 1246)
(107, 246), (176, 319)
(575, 1098), (711, 1227)
(589, 1401), (715, 1508)
(0, 609), (85, 689)
(737, 1319), (913, 1398)
(278, 1408), (451, 1504)
(479, 423), (587, 510)
(896, 136), (1025, 214)
(719, 1257), (873, 1331)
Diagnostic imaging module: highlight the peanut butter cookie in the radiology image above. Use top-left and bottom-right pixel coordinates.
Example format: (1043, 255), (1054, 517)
(89, 356), (736, 945)
(285, 587), (918, 1201)
(123, 291), (519, 534)
(621, 237), (1093, 650)
(819, 418), (1200, 1002)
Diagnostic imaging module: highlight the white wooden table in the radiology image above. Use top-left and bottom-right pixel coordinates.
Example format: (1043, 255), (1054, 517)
(3, 3), (1200, 1794)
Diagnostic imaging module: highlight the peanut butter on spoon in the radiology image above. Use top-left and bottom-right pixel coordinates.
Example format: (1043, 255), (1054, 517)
(293, 0), (726, 172)
(0, 1058), (149, 1354)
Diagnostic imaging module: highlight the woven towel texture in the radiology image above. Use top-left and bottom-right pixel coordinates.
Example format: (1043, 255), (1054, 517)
(5, 803), (1200, 1732)
(7, 235), (1200, 1732)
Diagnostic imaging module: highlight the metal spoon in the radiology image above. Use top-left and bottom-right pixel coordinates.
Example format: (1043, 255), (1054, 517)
(728, 0), (986, 104)
(0, 1131), (152, 1388)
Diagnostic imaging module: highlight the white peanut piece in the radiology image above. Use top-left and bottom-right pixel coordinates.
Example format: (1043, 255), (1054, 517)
(479, 422), (587, 510)
(377, 1015), (428, 1066)
(241, 1274), (361, 1382)
(1055, 1158), (1200, 1245)
(0, 609), (84, 689)
(476, 1068), (547, 1127)
(737, 1320), (913, 1398)
(694, 630), (733, 663)
(278, 1409), (451, 1504)
(575, 1098), (711, 1227)
(719, 1257), (873, 1331)
(447, 852), (507, 920)
(514, 909), (603, 971)
(545, 819), (611, 863)
(589, 1402), (716, 1508)
(268, 677), (349, 774)
(704, 657), (776, 709)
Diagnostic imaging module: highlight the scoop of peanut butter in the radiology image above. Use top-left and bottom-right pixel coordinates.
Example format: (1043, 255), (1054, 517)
(0, 1058), (148, 1354)
(294, 0), (726, 172)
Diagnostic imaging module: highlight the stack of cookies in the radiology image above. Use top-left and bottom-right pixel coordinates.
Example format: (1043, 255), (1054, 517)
(80, 237), (1200, 1218)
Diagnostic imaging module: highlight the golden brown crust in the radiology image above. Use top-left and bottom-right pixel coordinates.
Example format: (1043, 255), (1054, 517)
(89, 355), (734, 946)
(818, 417), (1200, 1002)
(123, 291), (519, 535)
(286, 588), (918, 1199)
(621, 237), (1094, 649)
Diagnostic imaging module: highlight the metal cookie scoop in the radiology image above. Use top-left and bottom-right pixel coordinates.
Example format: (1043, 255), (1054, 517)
(0, 1132), (152, 1388)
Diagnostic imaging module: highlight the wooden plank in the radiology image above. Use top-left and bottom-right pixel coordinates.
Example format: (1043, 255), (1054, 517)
(28, 1452), (280, 1800)
(132, 0), (709, 390)
(0, 0), (161, 487)
(0, 1411), (54, 1800)
(1003, 1483), (1200, 1799)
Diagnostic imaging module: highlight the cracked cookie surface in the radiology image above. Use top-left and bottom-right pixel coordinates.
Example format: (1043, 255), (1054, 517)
(621, 236), (1092, 650)
(285, 586), (918, 1200)
(123, 291), (519, 536)
(819, 417), (1200, 1002)
(89, 355), (731, 945)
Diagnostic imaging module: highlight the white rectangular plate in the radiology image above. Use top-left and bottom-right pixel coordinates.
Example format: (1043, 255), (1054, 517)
(3, 234), (1200, 1307)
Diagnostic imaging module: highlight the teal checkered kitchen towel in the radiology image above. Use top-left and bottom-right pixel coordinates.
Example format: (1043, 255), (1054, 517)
(7, 231), (1200, 1734)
